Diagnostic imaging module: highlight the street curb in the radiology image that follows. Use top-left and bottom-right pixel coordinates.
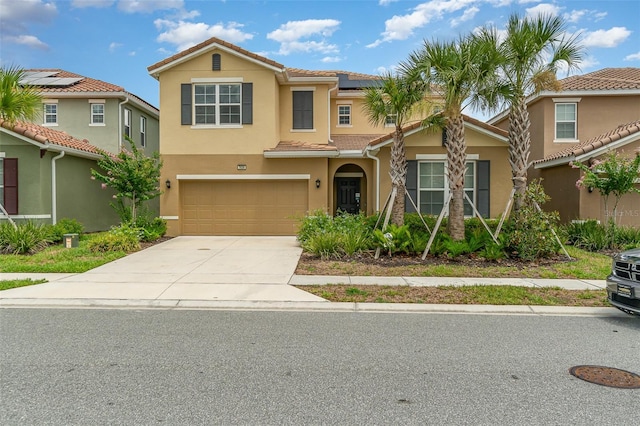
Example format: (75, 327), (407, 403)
(0, 298), (629, 317)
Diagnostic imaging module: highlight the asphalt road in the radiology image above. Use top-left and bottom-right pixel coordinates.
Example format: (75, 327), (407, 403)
(1, 308), (638, 425)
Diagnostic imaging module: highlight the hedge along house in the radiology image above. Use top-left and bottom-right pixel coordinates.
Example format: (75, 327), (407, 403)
(0, 119), (120, 231)
(147, 37), (511, 236)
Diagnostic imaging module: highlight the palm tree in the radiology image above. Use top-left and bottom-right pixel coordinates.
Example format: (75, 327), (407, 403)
(491, 13), (584, 212)
(403, 33), (502, 240)
(362, 71), (427, 226)
(0, 66), (42, 125)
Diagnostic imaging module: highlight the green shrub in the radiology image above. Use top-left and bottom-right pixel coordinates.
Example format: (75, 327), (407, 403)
(48, 218), (84, 243)
(564, 220), (609, 251)
(87, 225), (140, 253)
(297, 210), (334, 243)
(301, 231), (342, 259)
(480, 241), (507, 261)
(134, 217), (167, 242)
(0, 221), (51, 255)
(372, 224), (412, 256)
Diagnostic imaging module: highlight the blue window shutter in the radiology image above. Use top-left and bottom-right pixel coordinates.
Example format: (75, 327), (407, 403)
(405, 160), (418, 213)
(212, 54), (221, 71)
(242, 83), (253, 125)
(181, 84), (191, 125)
(476, 160), (490, 218)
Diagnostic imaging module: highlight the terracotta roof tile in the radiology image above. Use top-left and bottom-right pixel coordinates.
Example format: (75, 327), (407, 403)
(147, 37), (284, 73)
(0, 119), (103, 155)
(535, 120), (640, 164)
(559, 68), (640, 91)
(265, 141), (338, 152)
(332, 134), (385, 151)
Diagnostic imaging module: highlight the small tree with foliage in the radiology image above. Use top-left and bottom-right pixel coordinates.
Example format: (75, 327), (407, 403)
(91, 136), (162, 223)
(572, 151), (640, 225)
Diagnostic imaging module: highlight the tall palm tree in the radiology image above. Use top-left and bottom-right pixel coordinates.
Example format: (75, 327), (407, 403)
(0, 66), (42, 125)
(403, 33), (502, 240)
(362, 71), (427, 226)
(492, 13), (584, 212)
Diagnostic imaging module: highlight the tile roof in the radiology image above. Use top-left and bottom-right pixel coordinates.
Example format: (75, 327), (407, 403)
(332, 134), (385, 151)
(535, 120), (640, 165)
(0, 119), (103, 156)
(23, 69), (159, 113)
(559, 68), (640, 91)
(265, 140), (338, 153)
(147, 37), (285, 74)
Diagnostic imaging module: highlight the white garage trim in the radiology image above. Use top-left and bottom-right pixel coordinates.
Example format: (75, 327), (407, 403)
(176, 174), (310, 180)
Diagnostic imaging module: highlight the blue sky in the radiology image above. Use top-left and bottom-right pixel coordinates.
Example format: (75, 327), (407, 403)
(2, 0), (639, 117)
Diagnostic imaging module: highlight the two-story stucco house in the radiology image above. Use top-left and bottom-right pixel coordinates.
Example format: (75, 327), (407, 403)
(148, 37), (512, 236)
(490, 68), (640, 226)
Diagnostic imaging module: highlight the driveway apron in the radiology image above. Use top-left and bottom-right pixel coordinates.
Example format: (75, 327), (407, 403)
(0, 236), (325, 303)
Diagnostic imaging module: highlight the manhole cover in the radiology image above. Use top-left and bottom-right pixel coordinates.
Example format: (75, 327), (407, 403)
(569, 365), (640, 389)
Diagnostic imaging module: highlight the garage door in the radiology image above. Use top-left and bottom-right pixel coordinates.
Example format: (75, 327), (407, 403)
(181, 180), (308, 235)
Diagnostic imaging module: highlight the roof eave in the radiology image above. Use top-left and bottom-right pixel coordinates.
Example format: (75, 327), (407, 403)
(263, 150), (340, 158)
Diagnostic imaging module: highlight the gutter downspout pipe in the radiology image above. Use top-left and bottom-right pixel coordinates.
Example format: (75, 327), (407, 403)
(327, 82), (338, 143)
(365, 147), (380, 212)
(118, 97), (130, 150)
(51, 151), (65, 225)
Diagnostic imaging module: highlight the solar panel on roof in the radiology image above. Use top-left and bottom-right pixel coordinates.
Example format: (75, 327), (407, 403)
(22, 77), (83, 87)
(22, 71), (58, 79)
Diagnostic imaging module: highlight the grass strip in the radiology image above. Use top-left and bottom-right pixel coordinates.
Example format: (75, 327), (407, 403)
(0, 279), (47, 291)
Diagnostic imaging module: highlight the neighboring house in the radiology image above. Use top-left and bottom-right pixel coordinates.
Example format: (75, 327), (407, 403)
(0, 119), (120, 231)
(21, 69), (159, 156)
(147, 37), (511, 236)
(490, 68), (640, 226)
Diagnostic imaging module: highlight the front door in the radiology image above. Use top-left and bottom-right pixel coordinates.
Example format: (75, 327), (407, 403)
(336, 177), (360, 214)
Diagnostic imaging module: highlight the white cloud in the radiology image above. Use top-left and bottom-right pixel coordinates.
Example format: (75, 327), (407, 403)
(155, 20), (253, 51)
(109, 42), (122, 52)
(624, 52), (640, 61)
(451, 6), (479, 27)
(118, 0), (183, 13)
(563, 9), (586, 23)
(379, 0), (398, 5)
(71, 0), (114, 8)
(367, 0), (477, 48)
(581, 27), (631, 48)
(321, 56), (343, 63)
(0, 0), (57, 32)
(267, 19), (341, 56)
(525, 3), (561, 18)
(128, 51), (136, 56)
(3, 35), (49, 50)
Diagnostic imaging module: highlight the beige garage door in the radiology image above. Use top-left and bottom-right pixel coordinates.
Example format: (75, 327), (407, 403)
(181, 180), (308, 235)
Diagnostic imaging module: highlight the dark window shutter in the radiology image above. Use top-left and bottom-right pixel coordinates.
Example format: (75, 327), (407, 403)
(181, 84), (192, 125)
(242, 82), (253, 124)
(3, 158), (18, 215)
(476, 160), (490, 218)
(293, 91), (313, 129)
(405, 160), (418, 213)
(212, 53), (221, 71)
(441, 129), (448, 146)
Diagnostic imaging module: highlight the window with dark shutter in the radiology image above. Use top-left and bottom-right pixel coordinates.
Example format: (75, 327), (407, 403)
(212, 54), (221, 71)
(2, 158), (18, 215)
(476, 160), (490, 218)
(405, 160), (418, 213)
(242, 82), (253, 124)
(181, 84), (192, 125)
(293, 91), (313, 129)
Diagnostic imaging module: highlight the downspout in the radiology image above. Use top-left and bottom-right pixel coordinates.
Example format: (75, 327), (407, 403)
(365, 147), (381, 212)
(118, 96), (130, 150)
(51, 151), (65, 225)
(327, 82), (338, 143)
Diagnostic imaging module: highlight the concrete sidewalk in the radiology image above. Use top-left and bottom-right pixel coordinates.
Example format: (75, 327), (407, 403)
(0, 236), (621, 316)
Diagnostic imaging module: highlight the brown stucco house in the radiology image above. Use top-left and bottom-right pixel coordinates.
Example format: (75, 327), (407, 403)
(147, 37), (511, 236)
(490, 68), (640, 226)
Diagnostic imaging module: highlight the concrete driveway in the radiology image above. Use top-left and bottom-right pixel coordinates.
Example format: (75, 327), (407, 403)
(0, 236), (325, 304)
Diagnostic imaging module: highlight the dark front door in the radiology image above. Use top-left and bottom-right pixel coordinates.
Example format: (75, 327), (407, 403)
(336, 177), (360, 214)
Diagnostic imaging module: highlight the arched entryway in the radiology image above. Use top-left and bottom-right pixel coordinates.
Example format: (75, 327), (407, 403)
(333, 164), (367, 214)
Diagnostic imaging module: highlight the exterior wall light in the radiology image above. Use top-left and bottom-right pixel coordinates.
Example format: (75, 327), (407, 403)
(165, 179), (171, 189)
(315, 178), (321, 189)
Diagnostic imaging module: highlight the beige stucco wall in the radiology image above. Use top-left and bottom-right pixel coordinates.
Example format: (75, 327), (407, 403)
(278, 84), (331, 144)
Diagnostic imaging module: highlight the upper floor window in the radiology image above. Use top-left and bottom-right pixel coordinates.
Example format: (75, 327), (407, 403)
(385, 113), (397, 127)
(194, 83), (241, 125)
(292, 90), (313, 130)
(140, 116), (146, 147)
(90, 102), (105, 125)
(338, 105), (351, 126)
(418, 161), (475, 216)
(555, 102), (577, 141)
(124, 108), (132, 137)
(43, 103), (57, 125)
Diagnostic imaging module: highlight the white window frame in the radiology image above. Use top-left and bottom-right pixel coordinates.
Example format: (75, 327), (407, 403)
(385, 113), (397, 127)
(89, 100), (105, 126)
(140, 116), (146, 147)
(337, 104), (351, 127)
(192, 82), (242, 128)
(417, 157), (477, 217)
(554, 98), (580, 142)
(124, 108), (131, 137)
(43, 102), (58, 126)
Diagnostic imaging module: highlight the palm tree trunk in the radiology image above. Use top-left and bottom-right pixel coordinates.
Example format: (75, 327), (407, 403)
(390, 129), (407, 226)
(446, 115), (466, 241)
(508, 99), (531, 212)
